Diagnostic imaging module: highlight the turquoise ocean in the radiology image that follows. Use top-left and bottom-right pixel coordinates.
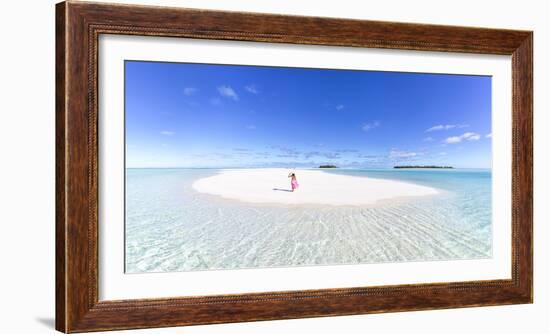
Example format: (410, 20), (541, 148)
(125, 168), (492, 273)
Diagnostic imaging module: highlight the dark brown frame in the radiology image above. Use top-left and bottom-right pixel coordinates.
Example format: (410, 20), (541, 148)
(56, 1), (533, 332)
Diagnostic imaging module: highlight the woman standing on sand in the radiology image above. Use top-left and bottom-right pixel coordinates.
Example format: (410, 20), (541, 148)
(288, 172), (299, 192)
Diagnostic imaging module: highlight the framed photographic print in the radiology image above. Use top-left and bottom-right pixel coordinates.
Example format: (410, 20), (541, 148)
(56, 1), (533, 332)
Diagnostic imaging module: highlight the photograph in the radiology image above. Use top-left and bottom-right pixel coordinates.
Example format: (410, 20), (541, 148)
(2, 0), (533, 332)
(124, 60), (493, 274)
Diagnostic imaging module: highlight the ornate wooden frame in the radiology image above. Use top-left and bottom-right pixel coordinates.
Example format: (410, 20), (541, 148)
(56, 1), (533, 332)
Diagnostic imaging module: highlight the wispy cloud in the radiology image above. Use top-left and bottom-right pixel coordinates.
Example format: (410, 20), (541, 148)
(302, 151), (320, 159)
(334, 149), (359, 153)
(218, 85), (239, 101)
(486, 133), (492, 138)
(269, 146), (346, 161)
(388, 149), (418, 159)
(444, 132), (481, 144)
(244, 84), (259, 94)
(303, 151), (341, 159)
(183, 87), (198, 96)
(322, 152), (341, 159)
(271, 145), (300, 158)
(444, 136), (461, 144)
(356, 154), (385, 166)
(362, 121), (380, 132)
(357, 154), (380, 159)
(160, 130), (175, 136)
(245, 124), (257, 130)
(336, 104), (345, 111)
(426, 124), (468, 132)
(423, 137), (434, 142)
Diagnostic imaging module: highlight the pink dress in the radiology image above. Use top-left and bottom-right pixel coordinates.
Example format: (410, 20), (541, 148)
(291, 178), (299, 190)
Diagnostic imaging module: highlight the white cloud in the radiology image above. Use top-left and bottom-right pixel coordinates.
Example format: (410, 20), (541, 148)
(160, 130), (175, 136)
(389, 149), (418, 159)
(336, 104), (344, 111)
(486, 133), (492, 138)
(244, 85), (259, 94)
(362, 121), (380, 131)
(423, 137), (434, 142)
(245, 125), (256, 130)
(426, 124), (468, 132)
(445, 136), (461, 144)
(218, 85), (239, 101)
(183, 87), (197, 96)
(466, 133), (481, 141)
(444, 132), (481, 144)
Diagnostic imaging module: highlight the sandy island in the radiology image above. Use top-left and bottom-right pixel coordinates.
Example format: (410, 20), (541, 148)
(192, 168), (438, 206)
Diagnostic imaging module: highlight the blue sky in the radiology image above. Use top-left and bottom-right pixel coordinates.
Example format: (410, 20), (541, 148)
(125, 61), (492, 169)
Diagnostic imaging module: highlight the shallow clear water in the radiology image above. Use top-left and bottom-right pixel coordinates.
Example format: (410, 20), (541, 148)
(125, 168), (492, 273)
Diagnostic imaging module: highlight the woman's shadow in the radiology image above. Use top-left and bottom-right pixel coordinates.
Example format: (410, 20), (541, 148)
(272, 188), (292, 192)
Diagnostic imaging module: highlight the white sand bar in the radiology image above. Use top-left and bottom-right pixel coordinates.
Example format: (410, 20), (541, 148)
(192, 168), (438, 206)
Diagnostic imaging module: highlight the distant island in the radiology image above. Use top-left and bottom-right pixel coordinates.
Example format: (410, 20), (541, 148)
(319, 165), (338, 168)
(394, 165), (453, 169)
